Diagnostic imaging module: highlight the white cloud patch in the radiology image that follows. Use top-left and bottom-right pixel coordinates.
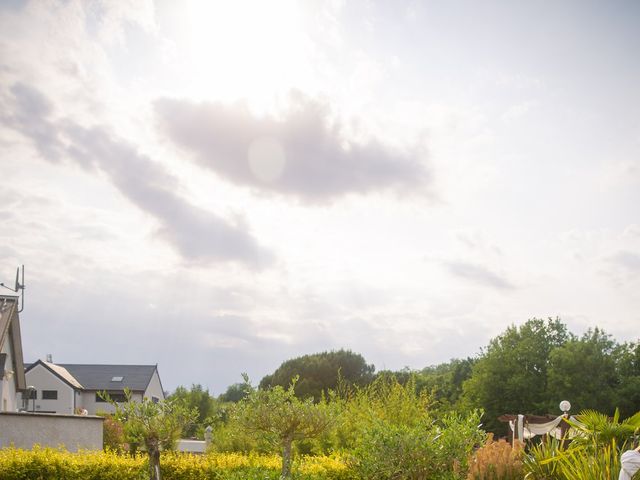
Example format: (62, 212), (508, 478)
(155, 93), (429, 203)
(1, 82), (272, 268)
(444, 260), (515, 290)
(607, 251), (640, 274)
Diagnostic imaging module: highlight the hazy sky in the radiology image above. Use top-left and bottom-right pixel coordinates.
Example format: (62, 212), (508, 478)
(1, 0), (639, 395)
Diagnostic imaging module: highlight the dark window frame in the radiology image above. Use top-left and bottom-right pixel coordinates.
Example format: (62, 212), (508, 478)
(42, 390), (58, 400)
(96, 392), (128, 403)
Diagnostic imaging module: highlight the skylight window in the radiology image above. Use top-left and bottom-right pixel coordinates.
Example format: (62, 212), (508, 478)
(111, 376), (124, 382)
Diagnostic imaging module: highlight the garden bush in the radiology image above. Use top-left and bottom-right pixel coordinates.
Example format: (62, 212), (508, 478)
(466, 435), (524, 480)
(0, 448), (353, 480)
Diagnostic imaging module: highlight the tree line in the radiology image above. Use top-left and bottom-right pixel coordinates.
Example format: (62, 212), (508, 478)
(170, 317), (640, 436)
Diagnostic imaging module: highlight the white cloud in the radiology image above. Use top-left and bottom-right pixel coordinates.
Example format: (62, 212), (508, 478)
(155, 93), (430, 203)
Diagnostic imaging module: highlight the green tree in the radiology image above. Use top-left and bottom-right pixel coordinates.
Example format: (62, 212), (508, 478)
(462, 318), (570, 433)
(259, 349), (374, 401)
(234, 378), (333, 479)
(168, 384), (216, 438)
(219, 380), (252, 403)
(107, 391), (197, 480)
(418, 357), (475, 409)
(546, 328), (618, 414)
(613, 341), (640, 418)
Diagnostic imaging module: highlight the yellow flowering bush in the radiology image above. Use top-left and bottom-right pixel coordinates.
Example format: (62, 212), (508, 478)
(0, 447), (353, 480)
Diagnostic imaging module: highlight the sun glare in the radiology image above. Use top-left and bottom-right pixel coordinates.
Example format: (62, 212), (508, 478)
(183, 0), (309, 107)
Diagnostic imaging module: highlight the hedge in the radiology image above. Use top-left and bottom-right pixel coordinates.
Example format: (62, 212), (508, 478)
(0, 448), (354, 480)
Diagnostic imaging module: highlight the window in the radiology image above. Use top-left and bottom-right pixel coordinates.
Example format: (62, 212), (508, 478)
(111, 376), (124, 382)
(151, 396), (159, 404)
(42, 390), (58, 400)
(96, 392), (127, 403)
(25, 389), (37, 400)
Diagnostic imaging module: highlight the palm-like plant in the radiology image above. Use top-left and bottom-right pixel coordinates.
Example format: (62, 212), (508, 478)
(568, 409), (640, 448)
(523, 409), (640, 480)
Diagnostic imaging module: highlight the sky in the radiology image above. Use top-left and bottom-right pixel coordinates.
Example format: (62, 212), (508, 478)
(1, 0), (639, 396)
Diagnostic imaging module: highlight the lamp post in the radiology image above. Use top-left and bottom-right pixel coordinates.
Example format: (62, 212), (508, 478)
(559, 400), (571, 449)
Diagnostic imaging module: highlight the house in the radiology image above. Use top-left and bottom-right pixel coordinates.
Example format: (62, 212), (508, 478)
(0, 295), (26, 411)
(23, 361), (165, 415)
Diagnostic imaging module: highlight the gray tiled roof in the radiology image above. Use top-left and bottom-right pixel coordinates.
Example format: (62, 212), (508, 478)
(57, 364), (157, 392)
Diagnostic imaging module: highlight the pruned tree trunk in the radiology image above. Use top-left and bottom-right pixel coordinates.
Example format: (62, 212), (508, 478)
(280, 436), (293, 480)
(147, 440), (162, 480)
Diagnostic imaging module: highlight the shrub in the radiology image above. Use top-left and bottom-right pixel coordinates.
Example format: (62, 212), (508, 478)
(466, 435), (524, 480)
(350, 411), (485, 480)
(0, 448), (353, 480)
(101, 414), (127, 453)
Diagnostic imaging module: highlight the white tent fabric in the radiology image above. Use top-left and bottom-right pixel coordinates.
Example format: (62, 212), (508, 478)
(508, 414), (576, 441)
(619, 449), (640, 480)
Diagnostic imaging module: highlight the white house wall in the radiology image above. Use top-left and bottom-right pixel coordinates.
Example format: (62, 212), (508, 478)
(144, 370), (165, 402)
(1, 335), (17, 412)
(79, 390), (143, 415)
(23, 364), (75, 414)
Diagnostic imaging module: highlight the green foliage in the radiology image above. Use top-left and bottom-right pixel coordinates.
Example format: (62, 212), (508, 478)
(100, 414), (127, 452)
(219, 381), (252, 403)
(521, 436), (562, 480)
(462, 318), (570, 433)
(110, 392), (197, 453)
(568, 408), (640, 449)
(259, 349), (374, 401)
(168, 384), (217, 438)
(327, 375), (486, 479)
(522, 408), (640, 480)
(106, 390), (198, 480)
(349, 411), (485, 479)
(418, 358), (475, 410)
(234, 378), (334, 478)
(613, 341), (640, 418)
(550, 440), (621, 480)
(546, 328), (618, 413)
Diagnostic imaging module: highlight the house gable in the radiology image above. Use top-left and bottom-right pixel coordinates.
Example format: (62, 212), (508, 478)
(143, 366), (166, 402)
(25, 360), (83, 391)
(1, 296), (26, 412)
(23, 362), (78, 414)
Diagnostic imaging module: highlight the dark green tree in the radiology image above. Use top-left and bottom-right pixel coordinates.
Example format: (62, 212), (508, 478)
(613, 341), (640, 417)
(461, 317), (570, 433)
(418, 357), (475, 408)
(259, 349), (374, 400)
(219, 380), (252, 403)
(546, 328), (618, 414)
(168, 384), (216, 438)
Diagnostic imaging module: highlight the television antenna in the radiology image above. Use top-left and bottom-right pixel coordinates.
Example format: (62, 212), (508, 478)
(0, 265), (25, 312)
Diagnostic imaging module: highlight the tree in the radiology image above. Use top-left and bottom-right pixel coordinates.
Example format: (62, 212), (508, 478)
(546, 328), (619, 414)
(418, 357), (475, 408)
(234, 378), (333, 479)
(219, 379), (252, 403)
(613, 341), (640, 418)
(461, 318), (570, 433)
(259, 349), (374, 401)
(168, 384), (216, 438)
(107, 391), (197, 480)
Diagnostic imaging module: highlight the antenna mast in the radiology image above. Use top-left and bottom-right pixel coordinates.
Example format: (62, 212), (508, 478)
(0, 265), (25, 312)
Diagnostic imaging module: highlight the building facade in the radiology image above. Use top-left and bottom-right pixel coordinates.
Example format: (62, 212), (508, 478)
(23, 361), (165, 415)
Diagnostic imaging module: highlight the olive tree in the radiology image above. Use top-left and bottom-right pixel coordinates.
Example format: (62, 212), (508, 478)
(234, 378), (333, 479)
(105, 390), (197, 480)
